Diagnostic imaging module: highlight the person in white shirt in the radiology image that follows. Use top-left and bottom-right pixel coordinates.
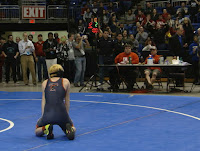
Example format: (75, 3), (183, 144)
(18, 32), (36, 85)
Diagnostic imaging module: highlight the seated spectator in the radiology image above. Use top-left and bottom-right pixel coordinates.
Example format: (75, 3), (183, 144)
(142, 39), (155, 51)
(127, 34), (139, 52)
(91, 1), (99, 16)
(144, 47), (161, 89)
(156, 14), (166, 29)
(77, 19), (86, 35)
(98, 2), (104, 17)
(109, 44), (139, 90)
(100, 9), (110, 29)
(107, 2), (115, 13)
(136, 10), (146, 24)
(189, 0), (200, 23)
(166, 14), (176, 34)
(176, 2), (188, 17)
(162, 9), (169, 21)
(125, 9), (135, 25)
(197, 28), (200, 42)
(151, 8), (159, 21)
(166, 2), (176, 17)
(83, 8), (93, 24)
(122, 30), (129, 43)
(135, 26), (148, 46)
(116, 23), (125, 34)
(134, 4), (144, 16)
(81, 4), (88, 16)
(189, 35), (200, 85)
(108, 15), (119, 33)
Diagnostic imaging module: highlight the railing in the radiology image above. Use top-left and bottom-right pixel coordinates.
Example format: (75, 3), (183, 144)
(146, 0), (170, 8)
(0, 5), (20, 19)
(47, 5), (68, 20)
(172, 0), (188, 7)
(22, 0), (46, 5)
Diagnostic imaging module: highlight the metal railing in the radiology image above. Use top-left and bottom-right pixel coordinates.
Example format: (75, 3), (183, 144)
(0, 5), (20, 19)
(47, 5), (68, 20)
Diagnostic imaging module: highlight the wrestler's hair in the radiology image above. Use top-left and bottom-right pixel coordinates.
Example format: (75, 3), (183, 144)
(49, 64), (64, 78)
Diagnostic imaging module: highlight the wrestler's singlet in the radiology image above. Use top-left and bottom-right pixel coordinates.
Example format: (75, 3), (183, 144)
(41, 78), (71, 125)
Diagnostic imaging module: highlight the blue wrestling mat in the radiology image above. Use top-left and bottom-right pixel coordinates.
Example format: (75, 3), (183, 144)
(0, 91), (200, 151)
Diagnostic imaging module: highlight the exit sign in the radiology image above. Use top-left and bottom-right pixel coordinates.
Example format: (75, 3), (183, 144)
(22, 6), (46, 19)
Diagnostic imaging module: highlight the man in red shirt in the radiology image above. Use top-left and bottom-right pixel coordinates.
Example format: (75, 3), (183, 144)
(109, 44), (139, 91)
(144, 46), (161, 89)
(34, 34), (48, 82)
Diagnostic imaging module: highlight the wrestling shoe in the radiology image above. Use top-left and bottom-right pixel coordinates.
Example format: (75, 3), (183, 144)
(66, 123), (75, 140)
(44, 124), (54, 140)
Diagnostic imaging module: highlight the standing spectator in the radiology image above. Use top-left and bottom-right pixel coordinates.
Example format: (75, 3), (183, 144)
(54, 33), (60, 44)
(183, 17), (194, 45)
(0, 37), (6, 83)
(145, 2), (153, 15)
(15, 36), (22, 81)
(34, 34), (48, 82)
(18, 32), (36, 85)
(114, 33), (125, 57)
(169, 25), (188, 60)
(66, 33), (75, 82)
(189, 35), (200, 84)
(43, 32), (58, 73)
(28, 34), (35, 44)
(135, 26), (148, 47)
(2, 35), (19, 84)
(73, 34), (90, 87)
(97, 30), (115, 88)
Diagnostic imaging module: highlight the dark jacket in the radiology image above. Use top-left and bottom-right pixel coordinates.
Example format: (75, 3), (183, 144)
(169, 34), (187, 59)
(97, 37), (115, 56)
(43, 39), (58, 59)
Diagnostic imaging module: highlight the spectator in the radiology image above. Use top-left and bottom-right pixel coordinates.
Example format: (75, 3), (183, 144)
(83, 8), (93, 24)
(189, 35), (200, 84)
(134, 4), (144, 16)
(156, 14), (166, 29)
(144, 47), (161, 89)
(97, 30), (114, 88)
(142, 39), (155, 51)
(122, 30), (129, 43)
(145, 2), (153, 15)
(182, 17), (194, 45)
(28, 34), (35, 44)
(109, 44), (139, 90)
(141, 14), (155, 35)
(66, 33), (75, 82)
(136, 10), (146, 24)
(162, 9), (169, 21)
(81, 4), (88, 16)
(197, 28), (200, 42)
(15, 36), (22, 81)
(77, 19), (86, 35)
(18, 32), (36, 85)
(166, 2), (175, 16)
(98, 2), (104, 17)
(54, 33), (60, 44)
(125, 9), (135, 25)
(43, 32), (58, 74)
(114, 33), (125, 57)
(151, 8), (159, 21)
(100, 9), (110, 29)
(34, 34), (48, 82)
(189, 0), (200, 23)
(153, 23), (169, 50)
(108, 14), (119, 33)
(128, 34), (139, 51)
(166, 14), (176, 34)
(176, 2), (188, 17)
(169, 25), (188, 60)
(2, 35), (19, 84)
(73, 34), (90, 87)
(107, 2), (115, 13)
(0, 37), (6, 83)
(116, 23), (125, 34)
(135, 26), (148, 46)
(91, 1), (99, 16)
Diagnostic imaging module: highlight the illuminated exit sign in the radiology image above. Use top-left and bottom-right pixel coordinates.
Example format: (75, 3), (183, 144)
(22, 6), (46, 19)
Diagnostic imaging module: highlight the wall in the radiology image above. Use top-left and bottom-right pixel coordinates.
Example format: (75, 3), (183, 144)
(4, 31), (68, 42)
